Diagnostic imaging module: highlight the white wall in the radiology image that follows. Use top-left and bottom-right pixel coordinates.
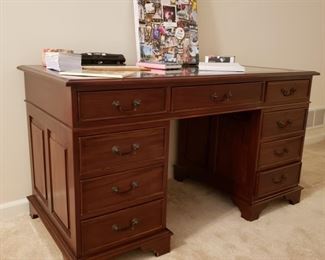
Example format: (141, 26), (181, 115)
(1, 0), (324, 206)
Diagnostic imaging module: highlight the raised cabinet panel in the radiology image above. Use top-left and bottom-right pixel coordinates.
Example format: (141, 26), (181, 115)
(49, 134), (70, 231)
(30, 121), (47, 203)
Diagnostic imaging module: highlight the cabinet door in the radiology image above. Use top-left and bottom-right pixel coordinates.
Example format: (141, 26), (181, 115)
(27, 106), (77, 254)
(28, 116), (72, 232)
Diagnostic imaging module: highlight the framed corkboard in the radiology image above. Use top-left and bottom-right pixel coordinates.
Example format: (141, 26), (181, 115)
(133, 0), (199, 65)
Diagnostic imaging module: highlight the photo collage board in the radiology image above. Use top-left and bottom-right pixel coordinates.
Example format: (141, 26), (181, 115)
(134, 0), (199, 65)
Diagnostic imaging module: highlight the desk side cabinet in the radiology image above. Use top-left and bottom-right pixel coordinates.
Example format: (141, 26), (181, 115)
(20, 67), (172, 260)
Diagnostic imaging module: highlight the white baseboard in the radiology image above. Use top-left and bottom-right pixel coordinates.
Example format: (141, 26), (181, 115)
(0, 198), (29, 220)
(305, 126), (325, 145)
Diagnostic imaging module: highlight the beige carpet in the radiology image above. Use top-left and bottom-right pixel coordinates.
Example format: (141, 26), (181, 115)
(1, 141), (324, 260)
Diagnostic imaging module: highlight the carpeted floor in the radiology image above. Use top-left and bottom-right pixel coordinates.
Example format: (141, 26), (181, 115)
(1, 141), (324, 260)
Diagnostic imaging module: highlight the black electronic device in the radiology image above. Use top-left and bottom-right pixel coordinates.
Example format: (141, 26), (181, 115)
(81, 52), (126, 66)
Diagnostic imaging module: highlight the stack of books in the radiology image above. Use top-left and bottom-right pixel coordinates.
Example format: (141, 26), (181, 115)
(45, 52), (81, 72)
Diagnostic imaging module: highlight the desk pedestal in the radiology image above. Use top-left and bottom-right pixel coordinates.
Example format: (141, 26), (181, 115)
(174, 112), (305, 221)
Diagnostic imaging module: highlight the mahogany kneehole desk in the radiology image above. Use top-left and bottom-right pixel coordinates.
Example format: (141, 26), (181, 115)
(18, 65), (319, 259)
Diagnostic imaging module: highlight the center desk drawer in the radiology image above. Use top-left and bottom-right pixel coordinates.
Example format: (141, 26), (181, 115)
(172, 82), (263, 111)
(79, 127), (166, 178)
(258, 136), (304, 170)
(78, 88), (167, 122)
(81, 166), (164, 217)
(81, 200), (163, 255)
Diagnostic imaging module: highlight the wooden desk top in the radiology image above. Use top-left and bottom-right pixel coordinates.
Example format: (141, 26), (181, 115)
(18, 65), (319, 88)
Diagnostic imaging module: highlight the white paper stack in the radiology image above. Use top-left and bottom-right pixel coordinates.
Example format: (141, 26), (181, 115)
(199, 62), (245, 72)
(45, 52), (81, 72)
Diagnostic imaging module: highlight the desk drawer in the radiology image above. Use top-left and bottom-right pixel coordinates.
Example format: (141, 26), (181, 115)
(265, 80), (309, 103)
(81, 166), (164, 217)
(258, 136), (304, 170)
(262, 108), (307, 138)
(78, 88), (167, 122)
(256, 163), (301, 198)
(172, 82), (263, 111)
(79, 127), (166, 178)
(81, 200), (163, 255)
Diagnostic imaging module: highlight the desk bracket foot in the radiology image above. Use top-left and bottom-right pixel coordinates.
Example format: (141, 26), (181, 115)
(240, 204), (268, 221)
(233, 186), (303, 221)
(140, 229), (173, 257)
(29, 202), (39, 219)
(284, 187), (302, 205)
(234, 199), (268, 221)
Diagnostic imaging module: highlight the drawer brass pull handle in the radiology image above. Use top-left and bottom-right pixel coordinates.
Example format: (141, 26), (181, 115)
(276, 120), (292, 129)
(211, 90), (233, 103)
(272, 174), (287, 184)
(211, 93), (219, 101)
(281, 88), (296, 97)
(224, 90), (233, 102)
(112, 181), (139, 193)
(112, 218), (139, 232)
(112, 99), (141, 112)
(273, 148), (288, 157)
(112, 143), (140, 156)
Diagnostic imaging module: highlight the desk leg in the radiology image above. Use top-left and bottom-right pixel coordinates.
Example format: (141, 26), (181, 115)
(29, 201), (39, 219)
(233, 198), (268, 221)
(284, 188), (302, 205)
(173, 165), (188, 182)
(140, 229), (172, 257)
(234, 186), (303, 221)
(239, 204), (268, 221)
